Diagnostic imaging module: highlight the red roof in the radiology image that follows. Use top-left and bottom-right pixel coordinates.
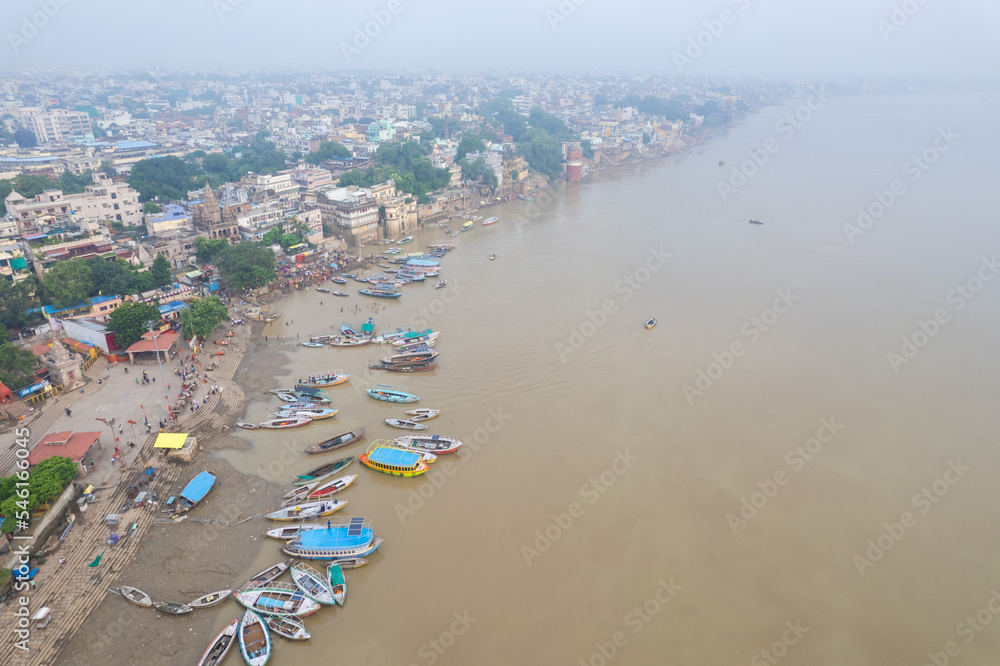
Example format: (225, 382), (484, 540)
(126, 331), (179, 354)
(28, 431), (102, 466)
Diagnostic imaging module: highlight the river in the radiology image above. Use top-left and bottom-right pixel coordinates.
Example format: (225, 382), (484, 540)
(216, 90), (1000, 665)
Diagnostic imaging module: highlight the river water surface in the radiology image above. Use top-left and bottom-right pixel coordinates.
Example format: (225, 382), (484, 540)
(216, 91), (1000, 665)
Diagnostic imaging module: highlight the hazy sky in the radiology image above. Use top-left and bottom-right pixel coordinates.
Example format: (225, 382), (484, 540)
(1, 0), (998, 78)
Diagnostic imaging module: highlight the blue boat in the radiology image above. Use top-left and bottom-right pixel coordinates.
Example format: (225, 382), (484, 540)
(281, 517), (382, 561)
(367, 383), (419, 403)
(176, 471), (216, 514)
(358, 289), (402, 299)
(341, 322), (359, 337)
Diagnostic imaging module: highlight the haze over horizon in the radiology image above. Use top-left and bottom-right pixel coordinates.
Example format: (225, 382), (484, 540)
(2, 0), (998, 79)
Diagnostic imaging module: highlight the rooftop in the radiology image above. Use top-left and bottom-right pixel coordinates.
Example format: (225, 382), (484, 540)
(28, 431), (102, 466)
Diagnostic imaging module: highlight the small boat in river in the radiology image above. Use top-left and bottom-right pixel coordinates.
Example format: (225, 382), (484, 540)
(273, 408), (339, 421)
(236, 583), (322, 617)
(237, 422), (260, 430)
(328, 563), (346, 605)
(291, 562), (337, 605)
(296, 371), (349, 388)
(316, 287), (330, 293)
(393, 434), (463, 455)
(266, 499), (347, 522)
(258, 417), (312, 430)
(360, 442), (430, 477)
(264, 314), (280, 323)
(298, 341), (325, 348)
(331, 291), (349, 297)
(435, 280), (447, 289)
(367, 384), (420, 403)
(246, 559), (292, 587)
(482, 216), (498, 225)
(282, 474), (357, 506)
(304, 427), (367, 455)
(328, 336), (370, 347)
(359, 288), (402, 299)
(646, 318), (657, 329)
(406, 408), (440, 421)
(197, 617), (239, 666)
(332, 277), (347, 284)
(294, 456), (354, 484)
(385, 419), (428, 431)
(265, 523), (325, 541)
(238, 610), (272, 666)
(262, 613), (310, 640)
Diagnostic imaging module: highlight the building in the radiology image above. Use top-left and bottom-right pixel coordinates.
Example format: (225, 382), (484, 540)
(0, 248), (30, 282)
(192, 186), (240, 242)
(366, 119), (396, 144)
(4, 172), (142, 236)
(238, 171), (300, 204)
(17, 108), (93, 143)
(292, 165), (334, 191)
(146, 204), (191, 238)
(309, 186), (380, 248)
(27, 431), (104, 477)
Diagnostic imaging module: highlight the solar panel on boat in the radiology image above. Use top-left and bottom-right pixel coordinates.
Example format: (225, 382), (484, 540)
(347, 517), (364, 536)
(368, 447), (420, 466)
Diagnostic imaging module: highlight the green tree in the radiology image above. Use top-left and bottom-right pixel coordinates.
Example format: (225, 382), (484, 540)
(581, 139), (594, 159)
(528, 107), (576, 140)
(279, 233), (301, 250)
(455, 135), (486, 162)
(305, 141), (351, 164)
(517, 129), (564, 179)
(151, 254), (172, 287)
(41, 260), (94, 308)
(0, 340), (36, 390)
(261, 227), (283, 246)
(87, 257), (134, 297)
(642, 132), (651, 145)
(128, 156), (199, 202)
(58, 170), (94, 194)
(13, 128), (36, 148)
(216, 242), (276, 290)
(143, 202), (162, 214)
(0, 278), (40, 329)
(106, 302), (162, 349)
(99, 160), (118, 178)
(194, 236), (229, 264)
(179, 297), (228, 340)
(0, 456), (77, 533)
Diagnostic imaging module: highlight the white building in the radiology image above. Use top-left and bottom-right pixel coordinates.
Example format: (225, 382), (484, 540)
(17, 108), (93, 143)
(4, 173), (142, 236)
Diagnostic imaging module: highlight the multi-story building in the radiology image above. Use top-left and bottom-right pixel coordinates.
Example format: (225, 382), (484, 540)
(4, 173), (142, 236)
(146, 204), (191, 239)
(308, 186), (379, 248)
(366, 119), (396, 144)
(17, 108), (93, 143)
(239, 171), (300, 203)
(292, 165), (334, 191)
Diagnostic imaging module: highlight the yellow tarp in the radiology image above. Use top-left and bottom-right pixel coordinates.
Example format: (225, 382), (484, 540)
(154, 433), (189, 449)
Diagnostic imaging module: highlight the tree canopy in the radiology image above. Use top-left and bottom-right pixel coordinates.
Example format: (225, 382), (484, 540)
(128, 156), (199, 202)
(13, 128), (36, 148)
(194, 236), (229, 264)
(0, 340), (37, 390)
(216, 242), (276, 290)
(179, 297), (228, 341)
(0, 277), (41, 330)
(0, 456), (78, 533)
(305, 141), (351, 164)
(517, 128), (564, 179)
(528, 108), (576, 140)
(455, 135), (486, 162)
(151, 254), (173, 287)
(458, 156), (498, 189)
(106, 302), (162, 349)
(41, 260), (94, 308)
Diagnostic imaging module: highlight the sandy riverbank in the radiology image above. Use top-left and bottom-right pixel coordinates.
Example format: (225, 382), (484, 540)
(59, 327), (304, 664)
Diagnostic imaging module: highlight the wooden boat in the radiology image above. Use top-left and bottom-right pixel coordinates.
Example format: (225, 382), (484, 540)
(749, 218), (764, 225)
(360, 441), (430, 477)
(316, 287), (330, 293)
(337, 557), (368, 569)
(367, 384), (420, 403)
(385, 419), (428, 431)
(331, 291), (349, 297)
(450, 232), (461, 237)
(235, 582), (321, 617)
(398, 236), (414, 244)
(197, 617), (240, 666)
(370, 360), (438, 373)
(299, 341), (325, 348)
(237, 422), (261, 430)
(435, 280), (447, 289)
(391, 330), (439, 346)
(119, 585), (152, 607)
(358, 288), (402, 299)
(304, 427), (367, 455)
(280, 388), (331, 403)
(406, 408), (440, 421)
(258, 417), (312, 430)
(290, 562), (337, 605)
(342, 274), (357, 279)
(382, 350), (438, 364)
(646, 318), (657, 329)
(294, 456), (354, 484)
(461, 221), (473, 231)
(482, 216), (499, 225)
(176, 471), (216, 514)
(282, 474), (357, 506)
(273, 408), (339, 421)
(393, 339), (437, 352)
(328, 336), (370, 347)
(378, 263), (391, 269)
(331, 276), (347, 284)
(187, 589), (232, 609)
(266, 499), (347, 522)
(262, 612), (310, 640)
(152, 601), (194, 615)
(489, 254), (497, 261)
(328, 563), (346, 606)
(296, 371), (350, 388)
(238, 610), (272, 666)
(265, 523), (324, 541)
(275, 401), (323, 411)
(393, 434), (464, 455)
(264, 314), (281, 323)
(246, 559), (292, 587)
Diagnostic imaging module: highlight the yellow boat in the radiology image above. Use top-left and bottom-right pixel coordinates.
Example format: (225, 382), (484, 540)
(296, 371), (350, 388)
(360, 440), (430, 478)
(646, 318), (657, 330)
(461, 221), (474, 232)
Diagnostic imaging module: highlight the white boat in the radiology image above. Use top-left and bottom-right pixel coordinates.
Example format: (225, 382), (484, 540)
(281, 474), (357, 506)
(265, 523), (325, 541)
(385, 418), (428, 431)
(393, 434), (463, 455)
(266, 499), (347, 522)
(120, 585), (153, 607)
(258, 417), (313, 429)
(188, 589), (232, 608)
(290, 562), (337, 605)
(262, 613), (311, 640)
(236, 583), (320, 617)
(406, 408), (441, 421)
(197, 617), (240, 666)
